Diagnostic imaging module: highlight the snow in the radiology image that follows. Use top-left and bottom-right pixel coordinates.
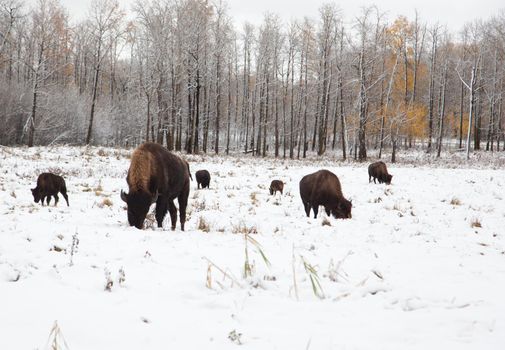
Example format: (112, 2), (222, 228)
(0, 146), (504, 349)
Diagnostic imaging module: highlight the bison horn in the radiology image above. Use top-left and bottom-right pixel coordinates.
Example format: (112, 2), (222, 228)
(120, 189), (128, 202)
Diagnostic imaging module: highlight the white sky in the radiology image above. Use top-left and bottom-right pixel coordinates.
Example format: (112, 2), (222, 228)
(34, 0), (505, 32)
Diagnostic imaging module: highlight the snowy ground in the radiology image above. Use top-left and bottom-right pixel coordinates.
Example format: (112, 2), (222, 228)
(0, 146), (504, 349)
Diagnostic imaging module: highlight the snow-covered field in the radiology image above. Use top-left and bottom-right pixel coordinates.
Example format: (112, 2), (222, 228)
(0, 146), (504, 349)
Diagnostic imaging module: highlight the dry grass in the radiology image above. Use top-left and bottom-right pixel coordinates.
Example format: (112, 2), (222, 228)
(250, 191), (259, 206)
(232, 221), (258, 235)
(371, 197), (382, 203)
(96, 197), (113, 208)
(322, 217), (331, 226)
(301, 256), (325, 299)
(94, 182), (103, 192)
(197, 216), (211, 232)
(193, 198), (206, 211)
(142, 213), (157, 229)
(471, 218), (482, 228)
(450, 197), (461, 205)
(97, 148), (107, 157)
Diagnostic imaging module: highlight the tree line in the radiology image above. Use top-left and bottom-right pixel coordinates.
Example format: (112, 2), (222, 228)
(1, 0), (504, 161)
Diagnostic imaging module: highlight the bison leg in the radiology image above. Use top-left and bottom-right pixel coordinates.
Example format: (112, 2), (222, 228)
(46, 196), (51, 206)
(197, 182), (200, 189)
(373, 177), (377, 184)
(168, 200), (177, 230)
(303, 202), (311, 217)
(155, 197), (169, 229)
(62, 191), (69, 206)
(178, 195), (188, 231)
(325, 207), (330, 216)
(369, 175), (372, 183)
(54, 194), (59, 206)
(312, 205), (319, 219)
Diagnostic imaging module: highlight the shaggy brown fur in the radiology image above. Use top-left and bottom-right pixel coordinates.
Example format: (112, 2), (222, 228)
(128, 147), (155, 191)
(121, 142), (190, 230)
(269, 180), (284, 195)
(368, 161), (393, 185)
(195, 170), (210, 189)
(299, 170), (352, 219)
(31, 173), (69, 206)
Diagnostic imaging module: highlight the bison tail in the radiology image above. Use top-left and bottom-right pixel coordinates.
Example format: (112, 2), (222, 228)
(186, 161), (193, 181)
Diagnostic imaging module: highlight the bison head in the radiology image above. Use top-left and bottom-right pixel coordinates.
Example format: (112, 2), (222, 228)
(385, 174), (393, 185)
(331, 199), (352, 219)
(31, 188), (41, 203)
(269, 187), (274, 195)
(121, 190), (158, 229)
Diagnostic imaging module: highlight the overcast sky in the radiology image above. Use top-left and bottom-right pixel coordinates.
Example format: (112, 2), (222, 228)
(35, 0), (504, 32)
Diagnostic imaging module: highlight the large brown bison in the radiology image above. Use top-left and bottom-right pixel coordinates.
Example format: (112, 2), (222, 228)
(120, 142), (191, 230)
(368, 161), (393, 185)
(299, 170), (352, 219)
(195, 170), (210, 189)
(31, 173), (69, 206)
(269, 180), (284, 195)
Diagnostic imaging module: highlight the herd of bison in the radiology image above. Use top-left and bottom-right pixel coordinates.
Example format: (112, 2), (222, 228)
(30, 142), (393, 230)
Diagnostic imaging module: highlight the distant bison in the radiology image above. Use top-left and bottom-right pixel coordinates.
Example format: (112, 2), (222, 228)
(195, 170), (210, 189)
(368, 161), (393, 185)
(121, 142), (190, 230)
(299, 170), (352, 219)
(269, 180), (284, 195)
(31, 173), (69, 206)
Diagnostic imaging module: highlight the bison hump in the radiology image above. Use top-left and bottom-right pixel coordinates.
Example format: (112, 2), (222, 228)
(128, 148), (155, 191)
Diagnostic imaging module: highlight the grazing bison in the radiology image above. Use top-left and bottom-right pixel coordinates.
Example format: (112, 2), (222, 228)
(120, 142), (190, 230)
(195, 170), (210, 189)
(368, 161), (393, 185)
(299, 170), (352, 219)
(269, 180), (284, 195)
(31, 173), (69, 206)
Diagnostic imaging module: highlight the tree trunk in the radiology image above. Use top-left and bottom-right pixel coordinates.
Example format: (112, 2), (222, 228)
(436, 65), (447, 158)
(358, 48), (367, 161)
(289, 46), (295, 159)
(263, 74), (269, 157)
(339, 77), (346, 161)
(86, 61), (101, 145)
(466, 65), (477, 160)
(215, 58), (221, 154)
(145, 93), (151, 142)
(226, 60), (232, 155)
(28, 80), (39, 147)
(427, 29), (437, 152)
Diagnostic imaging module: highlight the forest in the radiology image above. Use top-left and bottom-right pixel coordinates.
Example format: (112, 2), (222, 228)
(1, 0), (504, 161)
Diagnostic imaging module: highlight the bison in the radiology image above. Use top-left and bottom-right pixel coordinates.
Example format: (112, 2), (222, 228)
(31, 173), (69, 206)
(368, 161), (393, 185)
(299, 170), (352, 219)
(269, 180), (284, 195)
(120, 142), (191, 230)
(195, 170), (210, 189)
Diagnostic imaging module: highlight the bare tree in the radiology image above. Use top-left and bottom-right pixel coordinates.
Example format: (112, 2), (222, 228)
(85, 0), (125, 145)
